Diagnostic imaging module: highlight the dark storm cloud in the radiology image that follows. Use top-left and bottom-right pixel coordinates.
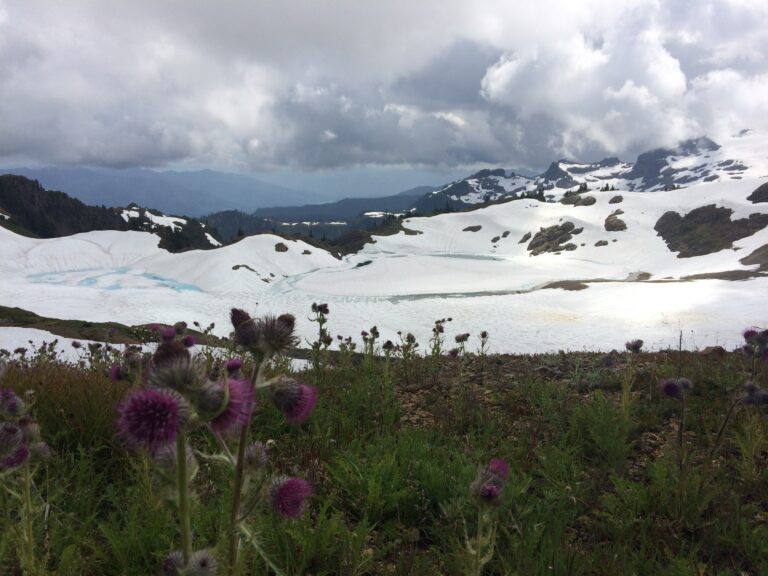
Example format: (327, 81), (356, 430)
(0, 0), (767, 174)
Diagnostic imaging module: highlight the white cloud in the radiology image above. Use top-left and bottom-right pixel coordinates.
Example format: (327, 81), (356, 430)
(0, 0), (766, 171)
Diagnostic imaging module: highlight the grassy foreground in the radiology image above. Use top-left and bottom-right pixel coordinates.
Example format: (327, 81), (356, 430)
(1, 326), (767, 575)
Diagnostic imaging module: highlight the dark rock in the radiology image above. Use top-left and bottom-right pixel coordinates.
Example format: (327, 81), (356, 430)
(605, 211), (627, 231)
(655, 205), (768, 257)
(527, 222), (578, 255)
(463, 225), (482, 232)
(747, 182), (768, 203)
(595, 240), (608, 247)
(274, 242), (289, 252)
(609, 195), (623, 204)
(519, 231), (532, 244)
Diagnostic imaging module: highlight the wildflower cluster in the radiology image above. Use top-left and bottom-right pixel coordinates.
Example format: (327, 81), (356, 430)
(115, 307), (317, 574)
(741, 327), (768, 360)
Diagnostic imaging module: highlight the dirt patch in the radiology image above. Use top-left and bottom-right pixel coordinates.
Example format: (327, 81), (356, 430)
(747, 182), (768, 203)
(302, 249), (311, 255)
(462, 225), (482, 232)
(232, 264), (257, 272)
(654, 205), (768, 258)
(682, 270), (763, 281)
(541, 280), (589, 291)
(274, 242), (289, 252)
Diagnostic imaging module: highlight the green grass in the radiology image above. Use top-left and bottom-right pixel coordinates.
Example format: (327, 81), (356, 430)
(1, 340), (767, 575)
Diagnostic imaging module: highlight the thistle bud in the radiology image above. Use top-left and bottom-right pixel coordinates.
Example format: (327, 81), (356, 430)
(0, 388), (24, 418)
(162, 551), (185, 576)
(244, 441), (269, 471)
(470, 458), (509, 506)
(230, 308), (260, 348)
(148, 359), (202, 394)
(154, 340), (191, 368)
(255, 314), (298, 356)
(625, 339), (643, 353)
(271, 378), (317, 425)
(191, 380), (229, 421)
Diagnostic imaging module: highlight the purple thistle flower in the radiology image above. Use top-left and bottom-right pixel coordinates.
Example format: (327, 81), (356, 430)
(470, 459), (508, 505)
(660, 378), (683, 399)
(182, 335), (196, 348)
(272, 379), (317, 425)
(447, 348), (459, 358)
(160, 327), (177, 342)
(270, 476), (313, 518)
(625, 339), (643, 353)
(743, 328), (759, 342)
(225, 358), (243, 375)
(116, 388), (188, 451)
(1, 443), (29, 470)
(479, 482), (500, 502)
(488, 458), (509, 480)
(210, 378), (255, 434)
(109, 363), (124, 382)
(0, 388), (23, 417)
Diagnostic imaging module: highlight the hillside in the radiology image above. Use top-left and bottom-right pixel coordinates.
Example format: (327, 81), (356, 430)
(0, 175), (220, 252)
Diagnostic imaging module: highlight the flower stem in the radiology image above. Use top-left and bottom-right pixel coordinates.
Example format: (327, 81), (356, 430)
(176, 432), (193, 564)
(708, 398), (741, 462)
(21, 462), (36, 576)
(227, 360), (264, 576)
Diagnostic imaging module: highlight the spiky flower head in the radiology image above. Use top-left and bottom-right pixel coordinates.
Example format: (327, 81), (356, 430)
(182, 335), (196, 348)
(148, 358), (203, 394)
(116, 388), (188, 451)
(488, 458), (510, 480)
(0, 388), (24, 418)
(447, 348), (459, 358)
(625, 339), (644, 353)
(225, 358), (243, 376)
(210, 378), (254, 434)
(109, 363), (125, 382)
(742, 381), (768, 406)
(272, 378), (317, 425)
(660, 377), (692, 399)
(270, 476), (313, 518)
(254, 314), (298, 356)
(382, 340), (395, 352)
(0, 422), (23, 459)
(153, 339), (191, 368)
(455, 333), (470, 344)
(230, 308), (260, 348)
(190, 380), (228, 421)
(162, 550), (185, 576)
(0, 443), (29, 470)
(311, 302), (329, 315)
(470, 458), (509, 505)
(480, 330), (489, 339)
(743, 328), (759, 342)
(173, 321), (187, 335)
(160, 326), (177, 342)
(186, 549), (218, 576)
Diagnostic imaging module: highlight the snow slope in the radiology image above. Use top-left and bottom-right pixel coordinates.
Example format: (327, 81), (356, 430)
(1, 176), (767, 354)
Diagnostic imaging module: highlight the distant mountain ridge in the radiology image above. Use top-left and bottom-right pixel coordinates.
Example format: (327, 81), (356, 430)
(415, 130), (768, 213)
(0, 166), (324, 217)
(0, 175), (220, 252)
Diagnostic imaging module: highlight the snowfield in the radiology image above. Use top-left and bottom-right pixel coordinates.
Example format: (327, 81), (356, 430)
(1, 174), (767, 354)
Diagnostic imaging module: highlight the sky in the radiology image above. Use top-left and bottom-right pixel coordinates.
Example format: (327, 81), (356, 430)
(1, 0), (767, 196)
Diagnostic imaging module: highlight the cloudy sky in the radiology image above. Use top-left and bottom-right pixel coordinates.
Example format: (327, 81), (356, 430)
(1, 0), (767, 195)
